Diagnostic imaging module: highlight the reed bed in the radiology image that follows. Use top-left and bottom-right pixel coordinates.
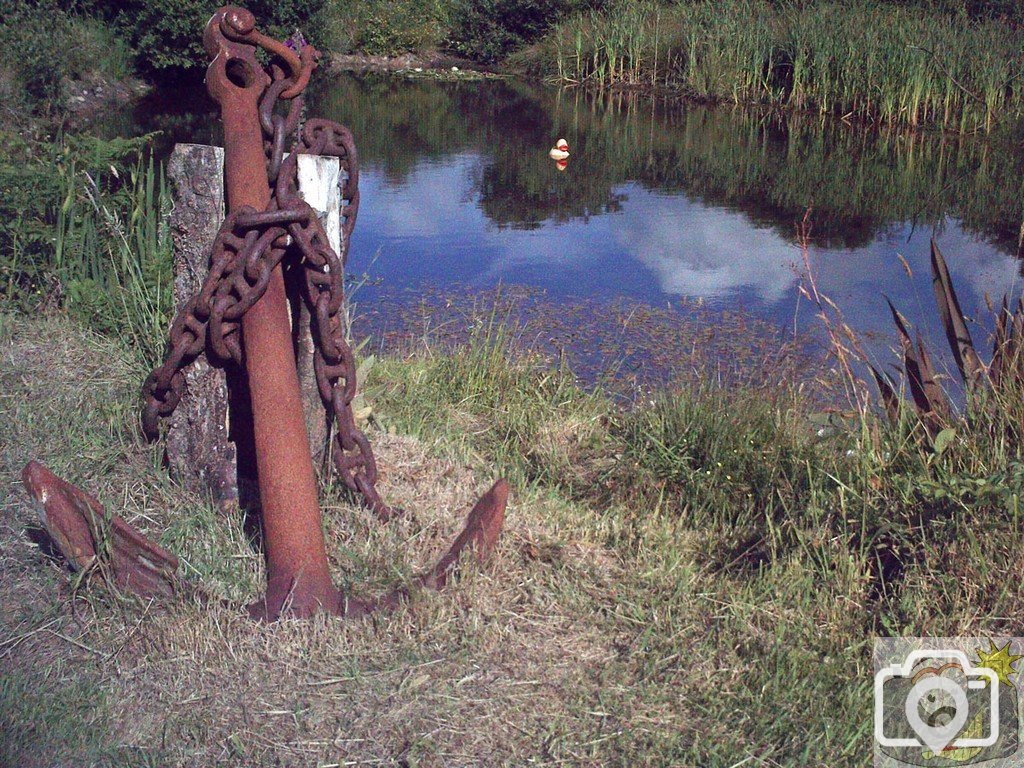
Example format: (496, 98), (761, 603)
(53, 143), (172, 369)
(518, 0), (1024, 132)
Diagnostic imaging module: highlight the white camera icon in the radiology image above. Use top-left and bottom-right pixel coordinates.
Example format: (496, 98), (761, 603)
(875, 649), (1000, 754)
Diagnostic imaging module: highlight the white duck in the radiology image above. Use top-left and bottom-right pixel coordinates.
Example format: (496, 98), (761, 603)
(548, 138), (570, 160)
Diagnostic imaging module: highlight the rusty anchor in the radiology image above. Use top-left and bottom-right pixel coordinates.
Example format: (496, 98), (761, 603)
(21, 7), (507, 621)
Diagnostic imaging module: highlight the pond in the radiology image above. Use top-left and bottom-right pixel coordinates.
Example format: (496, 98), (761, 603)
(100, 73), (1024, 390)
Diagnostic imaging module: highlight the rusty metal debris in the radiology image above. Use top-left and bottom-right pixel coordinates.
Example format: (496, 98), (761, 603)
(252, 479), (509, 620)
(22, 461), (180, 599)
(21, 7), (507, 621)
(24, 459), (507, 619)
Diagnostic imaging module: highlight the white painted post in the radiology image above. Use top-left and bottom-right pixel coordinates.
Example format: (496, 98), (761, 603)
(295, 154), (341, 474)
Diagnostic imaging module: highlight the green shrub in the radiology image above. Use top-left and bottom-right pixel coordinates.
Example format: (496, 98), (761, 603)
(101, 0), (329, 76)
(0, 1), (133, 114)
(343, 0), (449, 56)
(112, 0), (209, 75)
(0, 0), (77, 107)
(447, 0), (606, 63)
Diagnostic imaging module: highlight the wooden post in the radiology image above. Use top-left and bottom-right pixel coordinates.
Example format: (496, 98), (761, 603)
(165, 144), (342, 509)
(293, 154), (341, 475)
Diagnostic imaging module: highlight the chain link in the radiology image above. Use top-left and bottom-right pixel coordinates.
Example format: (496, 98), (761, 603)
(142, 63), (392, 520)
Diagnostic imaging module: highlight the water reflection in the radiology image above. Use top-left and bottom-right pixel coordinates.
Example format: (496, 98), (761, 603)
(308, 74), (1022, 367)
(93, 73), (1024, 381)
(314, 76), (1023, 248)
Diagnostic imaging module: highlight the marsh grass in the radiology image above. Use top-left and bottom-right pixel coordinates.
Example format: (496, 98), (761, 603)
(0, 133), (172, 372)
(517, 0), (1024, 132)
(54, 139), (172, 370)
(371, 295), (610, 487)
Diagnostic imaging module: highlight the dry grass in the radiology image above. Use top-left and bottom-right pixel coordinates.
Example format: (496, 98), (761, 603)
(0, 314), (692, 767)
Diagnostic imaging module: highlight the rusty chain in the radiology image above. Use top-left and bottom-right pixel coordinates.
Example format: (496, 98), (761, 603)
(142, 54), (392, 520)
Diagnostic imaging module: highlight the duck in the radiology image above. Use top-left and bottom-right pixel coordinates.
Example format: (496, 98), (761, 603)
(548, 138), (570, 160)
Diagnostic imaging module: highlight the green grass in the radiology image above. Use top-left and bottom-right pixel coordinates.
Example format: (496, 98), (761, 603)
(54, 138), (173, 370)
(0, 662), (167, 768)
(375, 288), (1024, 629)
(0, 133), (172, 371)
(364, 295), (1024, 760)
(371, 299), (609, 488)
(515, 0), (1024, 132)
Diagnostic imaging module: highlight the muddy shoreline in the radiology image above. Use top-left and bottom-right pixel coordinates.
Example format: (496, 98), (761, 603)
(328, 50), (508, 80)
(62, 72), (150, 124)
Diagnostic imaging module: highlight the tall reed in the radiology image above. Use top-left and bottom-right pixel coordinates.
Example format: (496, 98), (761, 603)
(519, 0), (1024, 132)
(55, 144), (172, 368)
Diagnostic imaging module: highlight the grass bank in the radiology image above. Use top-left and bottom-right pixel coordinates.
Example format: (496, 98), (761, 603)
(4, 264), (1024, 763)
(515, 0), (1024, 132)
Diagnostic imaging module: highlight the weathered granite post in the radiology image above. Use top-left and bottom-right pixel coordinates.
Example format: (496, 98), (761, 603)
(166, 144), (237, 512)
(166, 144), (341, 510)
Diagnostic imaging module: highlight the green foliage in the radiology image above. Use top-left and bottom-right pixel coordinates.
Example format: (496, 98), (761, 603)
(447, 0), (605, 62)
(913, 0), (1024, 22)
(56, 137), (173, 367)
(0, 0), (76, 106)
(246, 0), (328, 36)
(0, 0), (131, 112)
(0, 132), (64, 301)
(0, 132), (172, 367)
(343, 0), (450, 56)
(329, 0), (1024, 65)
(103, 0), (328, 76)
(73, 16), (135, 81)
(113, 0), (209, 76)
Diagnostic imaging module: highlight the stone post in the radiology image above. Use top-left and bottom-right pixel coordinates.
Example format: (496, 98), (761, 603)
(166, 144), (238, 513)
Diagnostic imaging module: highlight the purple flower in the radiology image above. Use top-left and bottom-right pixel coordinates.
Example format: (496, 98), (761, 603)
(285, 30), (308, 53)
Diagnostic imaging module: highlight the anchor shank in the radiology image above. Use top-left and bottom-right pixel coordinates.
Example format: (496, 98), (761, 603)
(208, 8), (340, 617)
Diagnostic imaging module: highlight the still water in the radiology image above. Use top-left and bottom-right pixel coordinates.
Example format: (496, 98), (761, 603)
(109, 73), (1024, 383)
